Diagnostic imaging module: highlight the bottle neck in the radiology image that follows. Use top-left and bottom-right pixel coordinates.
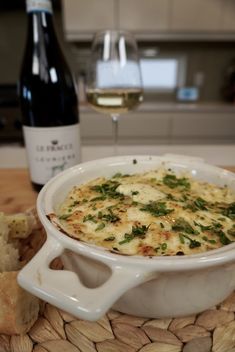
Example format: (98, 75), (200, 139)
(26, 11), (57, 47)
(26, 0), (53, 14)
(26, 0), (55, 43)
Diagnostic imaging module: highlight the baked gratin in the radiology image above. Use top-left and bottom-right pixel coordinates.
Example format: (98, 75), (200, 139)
(55, 167), (235, 256)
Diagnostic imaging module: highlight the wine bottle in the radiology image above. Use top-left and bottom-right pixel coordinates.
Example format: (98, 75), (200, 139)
(19, 0), (80, 192)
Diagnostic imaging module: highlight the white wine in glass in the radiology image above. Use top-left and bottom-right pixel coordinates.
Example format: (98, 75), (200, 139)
(86, 30), (143, 152)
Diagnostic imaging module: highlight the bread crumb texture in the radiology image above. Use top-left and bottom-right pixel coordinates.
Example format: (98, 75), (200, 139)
(0, 210), (42, 335)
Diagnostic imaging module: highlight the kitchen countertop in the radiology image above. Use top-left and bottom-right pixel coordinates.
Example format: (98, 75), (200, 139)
(80, 101), (235, 113)
(1, 166), (235, 215)
(0, 144), (235, 168)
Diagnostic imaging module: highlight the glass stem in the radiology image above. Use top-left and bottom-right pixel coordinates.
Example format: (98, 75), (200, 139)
(111, 114), (119, 155)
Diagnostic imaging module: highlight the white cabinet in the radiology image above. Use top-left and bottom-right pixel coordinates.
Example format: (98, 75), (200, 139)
(80, 108), (235, 145)
(80, 111), (171, 144)
(171, 112), (235, 138)
(62, 0), (116, 40)
(119, 112), (170, 141)
(80, 112), (112, 143)
(62, 0), (235, 40)
(170, 0), (223, 32)
(221, 0), (235, 31)
(119, 0), (170, 32)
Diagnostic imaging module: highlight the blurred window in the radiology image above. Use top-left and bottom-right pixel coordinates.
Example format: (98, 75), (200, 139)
(140, 56), (186, 92)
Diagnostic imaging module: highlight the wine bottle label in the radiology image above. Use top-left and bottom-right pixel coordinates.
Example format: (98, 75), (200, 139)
(26, 0), (53, 14)
(23, 124), (80, 185)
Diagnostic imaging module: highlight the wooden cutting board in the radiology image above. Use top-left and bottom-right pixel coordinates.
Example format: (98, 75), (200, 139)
(0, 166), (235, 213)
(0, 168), (37, 214)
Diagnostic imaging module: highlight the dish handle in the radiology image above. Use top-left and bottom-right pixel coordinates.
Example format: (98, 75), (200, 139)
(18, 236), (155, 321)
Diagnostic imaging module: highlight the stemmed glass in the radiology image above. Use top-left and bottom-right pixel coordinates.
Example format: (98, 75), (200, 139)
(86, 30), (143, 154)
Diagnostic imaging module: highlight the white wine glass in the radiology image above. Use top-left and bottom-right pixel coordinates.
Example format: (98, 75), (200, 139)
(86, 30), (143, 154)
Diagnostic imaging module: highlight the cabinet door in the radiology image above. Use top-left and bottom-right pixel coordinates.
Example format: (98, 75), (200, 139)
(171, 112), (235, 138)
(62, 0), (116, 40)
(80, 111), (171, 144)
(119, 112), (170, 142)
(221, 0), (235, 31)
(170, 0), (223, 31)
(119, 0), (170, 32)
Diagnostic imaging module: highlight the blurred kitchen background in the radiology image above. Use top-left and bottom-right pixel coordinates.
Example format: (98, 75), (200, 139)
(1, 0), (235, 165)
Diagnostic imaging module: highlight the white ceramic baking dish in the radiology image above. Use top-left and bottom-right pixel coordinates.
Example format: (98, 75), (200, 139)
(18, 154), (235, 321)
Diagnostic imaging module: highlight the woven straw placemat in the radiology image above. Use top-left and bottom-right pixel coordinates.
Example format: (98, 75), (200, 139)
(1, 222), (235, 352)
(1, 292), (235, 352)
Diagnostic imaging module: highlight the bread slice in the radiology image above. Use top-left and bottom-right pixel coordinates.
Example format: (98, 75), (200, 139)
(0, 213), (20, 272)
(0, 272), (39, 335)
(7, 213), (34, 239)
(0, 210), (41, 335)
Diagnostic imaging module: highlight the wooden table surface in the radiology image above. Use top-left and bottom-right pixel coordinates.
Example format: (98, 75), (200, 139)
(0, 169), (37, 213)
(1, 167), (235, 214)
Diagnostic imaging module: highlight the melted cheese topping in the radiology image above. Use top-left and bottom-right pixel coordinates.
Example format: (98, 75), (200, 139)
(55, 168), (235, 256)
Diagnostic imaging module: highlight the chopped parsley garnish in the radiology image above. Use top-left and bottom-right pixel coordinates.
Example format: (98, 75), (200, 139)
(212, 222), (222, 229)
(222, 202), (235, 220)
(95, 222), (105, 231)
(119, 224), (150, 245)
(161, 243), (167, 251)
(112, 172), (122, 178)
(91, 195), (107, 202)
(194, 221), (212, 232)
(182, 234), (201, 248)
(216, 231), (231, 245)
(211, 222), (232, 245)
(104, 236), (115, 241)
(119, 233), (135, 245)
(113, 173), (130, 178)
(172, 218), (199, 235)
(185, 197), (208, 212)
(163, 174), (190, 190)
(83, 214), (96, 223)
(154, 243), (168, 253)
(179, 233), (185, 244)
(140, 202), (174, 217)
(98, 209), (120, 223)
(91, 181), (123, 200)
(202, 236), (216, 244)
(132, 224), (150, 237)
(70, 200), (79, 207)
(180, 194), (189, 202)
(194, 197), (208, 210)
(218, 217), (226, 221)
(131, 191), (139, 195)
(166, 193), (177, 201)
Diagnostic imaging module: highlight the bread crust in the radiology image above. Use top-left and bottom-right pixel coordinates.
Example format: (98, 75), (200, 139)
(0, 271), (39, 335)
(0, 209), (45, 335)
